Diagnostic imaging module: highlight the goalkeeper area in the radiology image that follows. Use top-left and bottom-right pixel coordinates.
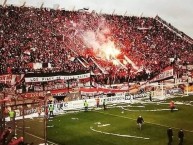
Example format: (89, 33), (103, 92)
(15, 95), (193, 145)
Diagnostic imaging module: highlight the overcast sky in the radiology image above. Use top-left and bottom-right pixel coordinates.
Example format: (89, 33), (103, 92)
(2, 0), (193, 38)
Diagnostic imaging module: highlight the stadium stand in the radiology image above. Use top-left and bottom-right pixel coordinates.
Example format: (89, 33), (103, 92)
(0, 5), (192, 96)
(1, 5), (193, 77)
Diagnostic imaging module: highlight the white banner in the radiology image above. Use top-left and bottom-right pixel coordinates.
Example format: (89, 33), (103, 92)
(150, 66), (173, 82)
(58, 94), (127, 110)
(33, 63), (42, 69)
(25, 73), (90, 82)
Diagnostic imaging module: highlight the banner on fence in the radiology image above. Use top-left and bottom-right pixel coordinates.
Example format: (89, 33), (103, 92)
(25, 73), (90, 82)
(150, 66), (173, 82)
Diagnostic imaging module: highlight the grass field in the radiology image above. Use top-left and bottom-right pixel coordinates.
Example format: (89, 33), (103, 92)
(16, 95), (193, 145)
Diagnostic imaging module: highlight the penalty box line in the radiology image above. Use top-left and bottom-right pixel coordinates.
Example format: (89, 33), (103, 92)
(94, 111), (193, 133)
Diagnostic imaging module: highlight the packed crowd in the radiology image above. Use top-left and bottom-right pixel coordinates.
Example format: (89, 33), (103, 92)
(0, 5), (193, 85)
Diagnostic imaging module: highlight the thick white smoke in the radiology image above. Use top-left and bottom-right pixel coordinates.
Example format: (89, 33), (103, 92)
(79, 15), (119, 60)
(82, 30), (101, 49)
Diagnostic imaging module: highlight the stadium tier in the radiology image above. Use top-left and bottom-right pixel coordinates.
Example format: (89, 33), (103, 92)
(0, 5), (193, 82)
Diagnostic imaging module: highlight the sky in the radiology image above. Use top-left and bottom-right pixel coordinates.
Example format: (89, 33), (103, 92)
(2, 0), (193, 38)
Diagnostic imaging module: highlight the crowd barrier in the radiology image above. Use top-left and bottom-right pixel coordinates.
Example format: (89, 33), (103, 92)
(52, 92), (148, 112)
(8, 92), (148, 119)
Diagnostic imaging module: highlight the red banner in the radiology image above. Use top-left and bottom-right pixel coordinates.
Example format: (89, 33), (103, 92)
(0, 74), (23, 85)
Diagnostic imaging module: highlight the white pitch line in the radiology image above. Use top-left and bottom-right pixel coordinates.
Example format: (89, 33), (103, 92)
(95, 111), (193, 133)
(16, 129), (58, 145)
(143, 101), (193, 107)
(18, 126), (31, 129)
(90, 127), (150, 140)
(122, 108), (178, 112)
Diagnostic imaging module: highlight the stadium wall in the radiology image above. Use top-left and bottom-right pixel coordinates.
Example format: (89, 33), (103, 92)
(4, 92), (148, 121)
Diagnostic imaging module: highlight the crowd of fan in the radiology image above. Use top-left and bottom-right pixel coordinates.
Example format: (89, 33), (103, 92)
(0, 126), (32, 145)
(0, 5), (193, 85)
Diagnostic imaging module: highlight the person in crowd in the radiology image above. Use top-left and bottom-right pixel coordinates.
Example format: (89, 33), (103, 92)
(169, 100), (175, 112)
(149, 91), (152, 101)
(0, 126), (12, 144)
(9, 109), (16, 121)
(48, 104), (54, 117)
(178, 129), (184, 145)
(8, 109), (16, 130)
(37, 106), (42, 117)
(96, 97), (100, 108)
(103, 99), (107, 110)
(8, 136), (24, 145)
(137, 116), (144, 130)
(167, 127), (173, 145)
(84, 100), (88, 112)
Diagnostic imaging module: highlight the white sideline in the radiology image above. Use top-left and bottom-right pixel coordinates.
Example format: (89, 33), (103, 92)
(90, 127), (150, 140)
(122, 107), (178, 112)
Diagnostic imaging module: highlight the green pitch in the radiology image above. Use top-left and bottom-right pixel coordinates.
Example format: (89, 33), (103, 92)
(16, 96), (193, 145)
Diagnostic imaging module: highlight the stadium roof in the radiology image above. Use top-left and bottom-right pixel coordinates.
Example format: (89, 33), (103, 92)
(1, 0), (193, 38)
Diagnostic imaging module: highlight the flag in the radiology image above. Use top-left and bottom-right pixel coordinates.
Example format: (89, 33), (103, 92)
(27, 63), (52, 69)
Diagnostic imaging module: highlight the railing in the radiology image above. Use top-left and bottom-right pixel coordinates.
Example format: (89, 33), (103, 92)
(155, 15), (193, 44)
